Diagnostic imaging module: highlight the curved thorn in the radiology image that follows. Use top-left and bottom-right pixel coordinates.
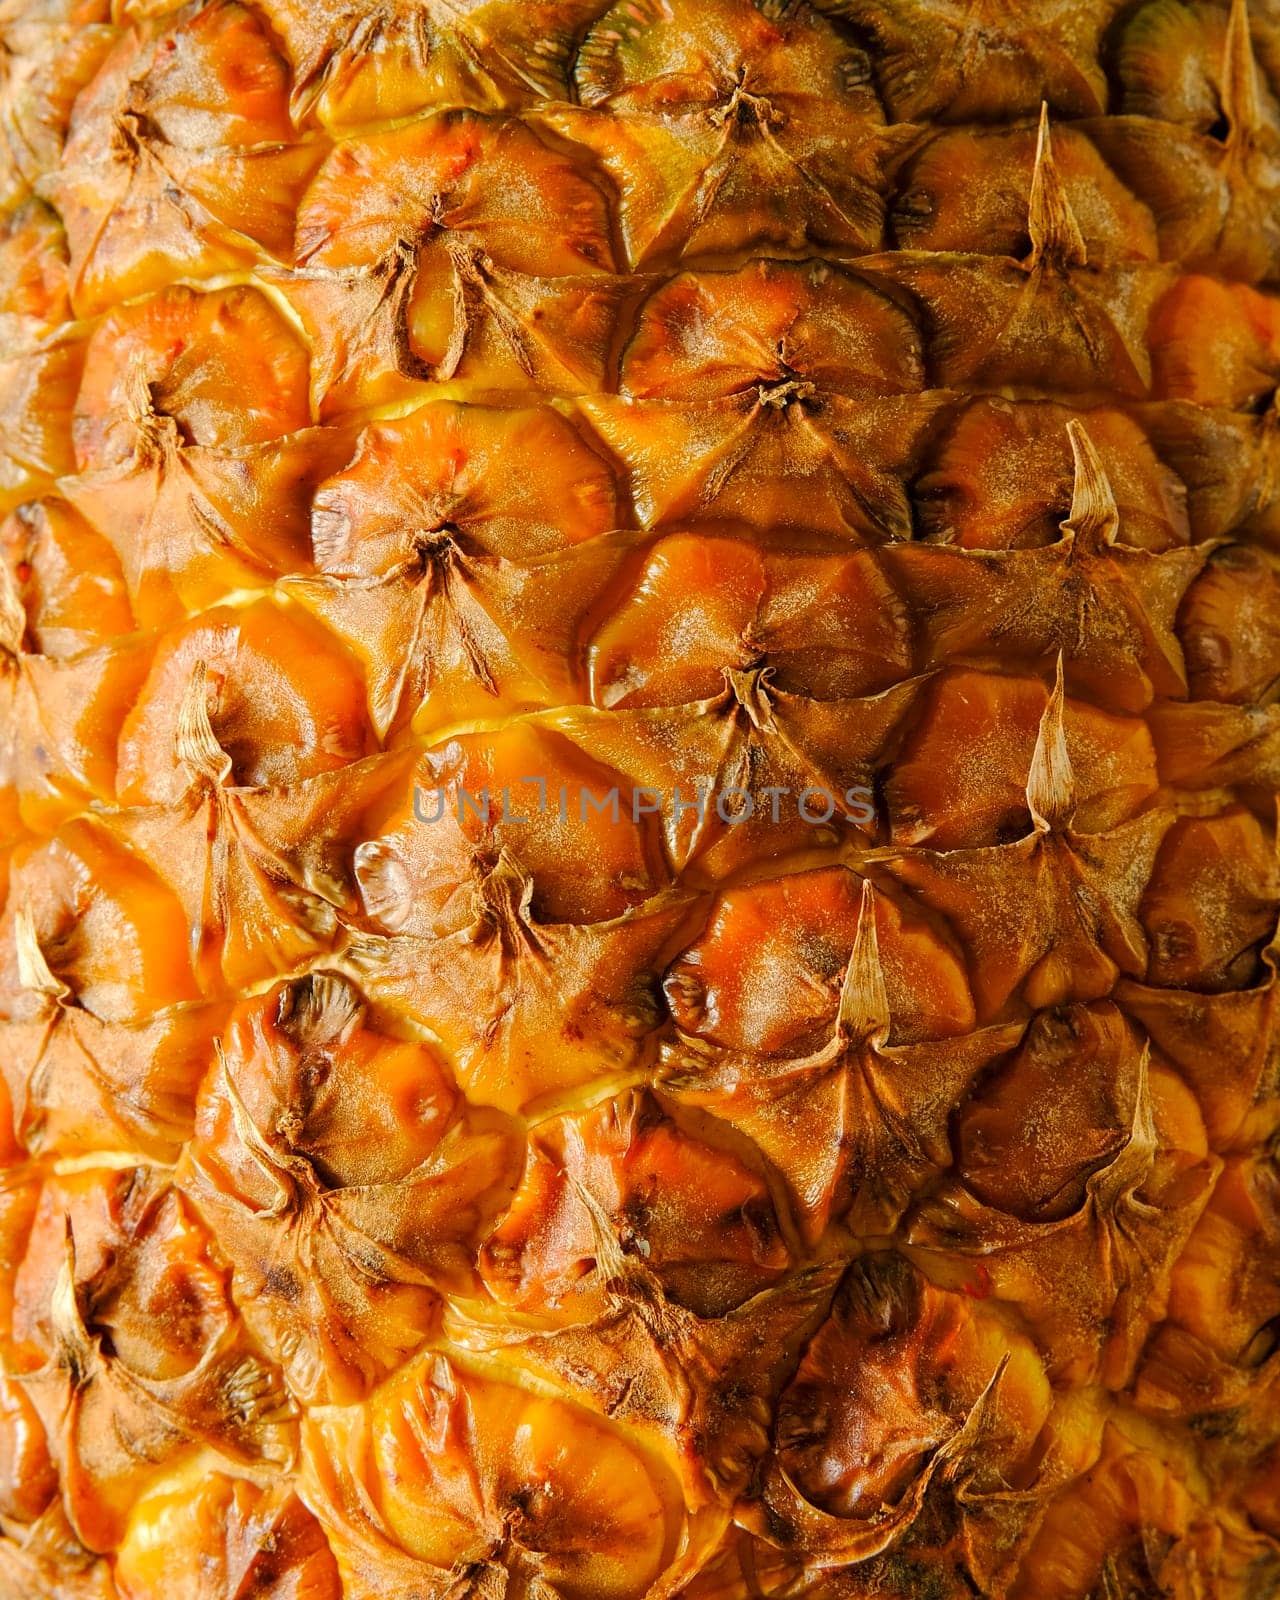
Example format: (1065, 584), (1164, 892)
(176, 659), (233, 788)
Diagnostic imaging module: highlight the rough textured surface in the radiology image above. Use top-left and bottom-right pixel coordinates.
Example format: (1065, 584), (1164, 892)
(0, 0), (1279, 1595)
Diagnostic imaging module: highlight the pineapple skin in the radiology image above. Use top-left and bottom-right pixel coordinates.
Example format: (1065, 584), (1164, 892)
(0, 0), (1279, 1595)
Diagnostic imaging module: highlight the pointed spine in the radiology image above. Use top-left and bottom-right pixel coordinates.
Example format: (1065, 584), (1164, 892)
(49, 1223), (94, 1380)
(837, 879), (892, 1046)
(15, 907), (70, 1003)
(1127, 1041), (1159, 1168)
(217, 1041), (299, 1218)
(0, 555), (25, 658)
(562, 1122), (640, 1294)
(1027, 655), (1076, 833)
(1093, 1043), (1159, 1212)
(937, 1353), (1012, 1480)
(1223, 0), (1263, 150)
(1027, 104), (1088, 270)
(1061, 420), (1120, 548)
(123, 350), (176, 461)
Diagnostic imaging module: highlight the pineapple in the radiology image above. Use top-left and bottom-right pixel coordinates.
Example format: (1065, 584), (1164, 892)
(1, 0), (1280, 1594)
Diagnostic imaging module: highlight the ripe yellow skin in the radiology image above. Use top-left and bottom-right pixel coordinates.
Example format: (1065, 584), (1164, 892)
(0, 0), (1279, 1597)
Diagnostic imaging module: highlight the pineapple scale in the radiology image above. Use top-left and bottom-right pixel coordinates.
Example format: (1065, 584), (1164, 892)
(0, 0), (1279, 1596)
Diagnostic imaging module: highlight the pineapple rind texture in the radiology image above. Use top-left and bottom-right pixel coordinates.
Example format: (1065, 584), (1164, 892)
(1, 0), (1279, 1595)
